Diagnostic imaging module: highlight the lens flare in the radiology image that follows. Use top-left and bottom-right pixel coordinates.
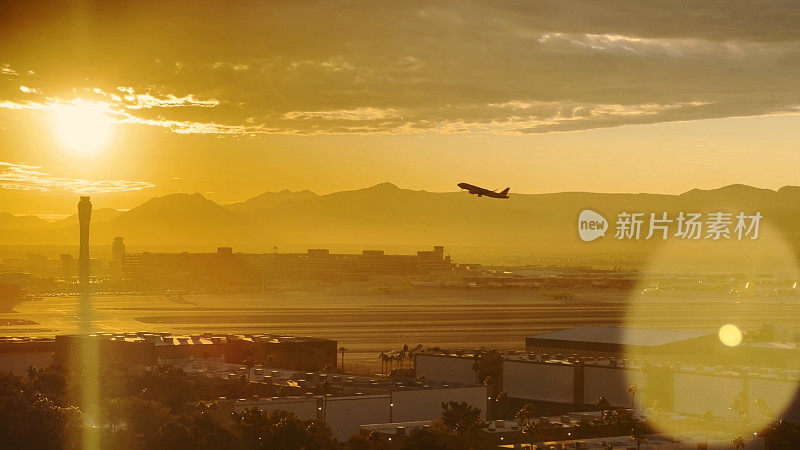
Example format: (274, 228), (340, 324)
(623, 219), (800, 441)
(718, 323), (743, 347)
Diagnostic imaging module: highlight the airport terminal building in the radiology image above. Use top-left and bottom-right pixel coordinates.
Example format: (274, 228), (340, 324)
(121, 245), (453, 291)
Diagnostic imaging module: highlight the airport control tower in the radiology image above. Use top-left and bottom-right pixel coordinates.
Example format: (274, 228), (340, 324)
(77, 195), (100, 449)
(78, 196), (92, 290)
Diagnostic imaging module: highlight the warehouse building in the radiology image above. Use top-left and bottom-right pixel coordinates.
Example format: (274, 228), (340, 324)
(53, 332), (336, 371)
(202, 366), (487, 441)
(524, 326), (716, 359)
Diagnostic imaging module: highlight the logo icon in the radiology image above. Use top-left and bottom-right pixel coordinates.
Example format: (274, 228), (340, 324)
(578, 209), (608, 242)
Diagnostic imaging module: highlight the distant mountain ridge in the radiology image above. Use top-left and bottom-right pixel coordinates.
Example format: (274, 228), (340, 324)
(0, 212), (48, 230)
(0, 183), (798, 264)
(225, 189), (319, 213)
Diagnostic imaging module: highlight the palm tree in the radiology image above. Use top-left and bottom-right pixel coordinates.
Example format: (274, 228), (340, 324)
(471, 354), (481, 384)
(626, 385), (638, 409)
(378, 352), (388, 377)
(409, 343), (423, 369)
(242, 347), (256, 379)
(339, 346), (348, 373)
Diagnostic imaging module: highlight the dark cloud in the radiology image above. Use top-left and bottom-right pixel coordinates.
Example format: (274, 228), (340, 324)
(1, 0), (799, 135)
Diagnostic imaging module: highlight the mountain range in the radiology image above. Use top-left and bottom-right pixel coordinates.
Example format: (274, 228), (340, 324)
(0, 183), (799, 266)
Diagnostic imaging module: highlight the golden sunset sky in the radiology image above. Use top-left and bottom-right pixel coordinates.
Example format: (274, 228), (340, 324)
(1, 1), (799, 216)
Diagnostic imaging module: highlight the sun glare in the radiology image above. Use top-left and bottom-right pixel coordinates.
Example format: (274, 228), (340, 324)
(51, 100), (115, 155)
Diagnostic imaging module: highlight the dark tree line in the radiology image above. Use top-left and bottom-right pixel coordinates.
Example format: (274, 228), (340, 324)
(0, 366), (493, 450)
(4, 365), (800, 449)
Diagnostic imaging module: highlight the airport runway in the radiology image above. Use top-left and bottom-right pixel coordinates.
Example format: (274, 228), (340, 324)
(3, 288), (800, 371)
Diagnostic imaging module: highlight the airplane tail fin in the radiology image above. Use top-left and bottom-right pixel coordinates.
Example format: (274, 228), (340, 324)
(500, 187), (510, 197)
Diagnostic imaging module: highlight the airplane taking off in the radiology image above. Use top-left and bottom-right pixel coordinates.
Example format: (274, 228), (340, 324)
(457, 183), (510, 198)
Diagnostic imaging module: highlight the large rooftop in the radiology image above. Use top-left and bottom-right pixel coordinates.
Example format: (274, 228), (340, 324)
(527, 326), (711, 347)
(57, 332), (334, 346)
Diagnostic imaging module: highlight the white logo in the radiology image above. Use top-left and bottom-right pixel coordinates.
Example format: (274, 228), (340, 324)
(577, 209), (762, 242)
(613, 211), (762, 241)
(578, 209), (608, 242)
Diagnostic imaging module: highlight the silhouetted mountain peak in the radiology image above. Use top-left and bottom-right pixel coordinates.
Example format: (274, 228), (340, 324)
(138, 192), (213, 207)
(679, 184), (775, 199)
(2, 182), (796, 253)
(0, 212), (47, 229)
(317, 182), (407, 203)
(119, 192), (228, 219)
(49, 208), (122, 227)
(245, 189), (318, 199)
(366, 182), (400, 191)
(718, 183), (774, 193)
(227, 189), (319, 213)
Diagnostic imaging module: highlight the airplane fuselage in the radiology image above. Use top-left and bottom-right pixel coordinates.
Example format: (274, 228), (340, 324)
(457, 183), (510, 198)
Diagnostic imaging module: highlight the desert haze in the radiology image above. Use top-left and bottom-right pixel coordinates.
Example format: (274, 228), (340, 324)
(0, 183), (797, 266)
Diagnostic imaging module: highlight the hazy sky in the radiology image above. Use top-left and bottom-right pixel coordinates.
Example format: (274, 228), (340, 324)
(1, 0), (799, 215)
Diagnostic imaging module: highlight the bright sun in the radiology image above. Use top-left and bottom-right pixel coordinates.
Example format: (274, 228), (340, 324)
(51, 100), (115, 155)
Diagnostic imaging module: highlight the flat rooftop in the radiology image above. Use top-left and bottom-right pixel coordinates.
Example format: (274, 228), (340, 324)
(56, 332), (333, 346)
(0, 336), (54, 344)
(527, 326), (711, 347)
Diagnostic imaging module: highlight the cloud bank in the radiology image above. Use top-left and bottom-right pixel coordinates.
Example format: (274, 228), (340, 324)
(0, 162), (154, 194)
(0, 0), (799, 136)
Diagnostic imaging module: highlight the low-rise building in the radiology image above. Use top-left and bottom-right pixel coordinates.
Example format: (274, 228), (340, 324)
(524, 326), (716, 359)
(225, 334), (337, 371)
(195, 365), (488, 441)
(53, 332), (336, 371)
(0, 336), (54, 375)
(416, 327), (800, 421)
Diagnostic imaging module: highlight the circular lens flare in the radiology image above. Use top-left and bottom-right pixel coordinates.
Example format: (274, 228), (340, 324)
(718, 323), (743, 347)
(623, 220), (800, 441)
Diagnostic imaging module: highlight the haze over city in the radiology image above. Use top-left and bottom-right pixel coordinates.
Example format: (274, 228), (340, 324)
(2, 2), (800, 449)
